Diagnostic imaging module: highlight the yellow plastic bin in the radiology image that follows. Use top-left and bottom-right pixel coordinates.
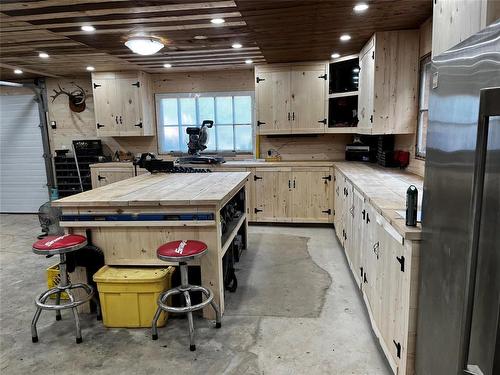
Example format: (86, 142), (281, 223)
(93, 266), (174, 328)
(47, 264), (69, 300)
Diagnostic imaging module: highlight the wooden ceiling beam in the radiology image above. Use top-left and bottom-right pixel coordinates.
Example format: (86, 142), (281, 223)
(0, 62), (60, 78)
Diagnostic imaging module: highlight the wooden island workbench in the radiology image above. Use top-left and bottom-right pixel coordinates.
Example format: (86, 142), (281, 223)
(53, 171), (250, 319)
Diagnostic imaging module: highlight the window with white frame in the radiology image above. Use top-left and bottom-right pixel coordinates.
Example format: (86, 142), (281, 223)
(156, 92), (254, 154)
(416, 55), (431, 158)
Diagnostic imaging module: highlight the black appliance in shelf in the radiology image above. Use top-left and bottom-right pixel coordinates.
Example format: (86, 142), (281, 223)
(328, 96), (358, 127)
(54, 140), (104, 198)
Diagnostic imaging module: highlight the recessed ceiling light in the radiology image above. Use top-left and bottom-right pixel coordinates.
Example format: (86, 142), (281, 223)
(39, 52), (49, 58)
(331, 53), (340, 59)
(86, 66), (95, 71)
(211, 18), (225, 24)
(194, 35), (207, 40)
(232, 43), (242, 49)
(245, 59), (253, 64)
(14, 69), (23, 74)
(125, 36), (164, 55)
(163, 63), (172, 68)
(81, 25), (95, 32)
(354, 3), (369, 12)
(353, 68), (360, 73)
(340, 34), (351, 41)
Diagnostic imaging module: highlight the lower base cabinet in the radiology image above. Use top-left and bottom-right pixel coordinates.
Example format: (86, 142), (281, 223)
(250, 166), (334, 223)
(335, 168), (420, 375)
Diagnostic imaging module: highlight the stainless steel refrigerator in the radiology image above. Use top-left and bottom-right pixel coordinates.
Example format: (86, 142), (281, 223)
(416, 21), (500, 375)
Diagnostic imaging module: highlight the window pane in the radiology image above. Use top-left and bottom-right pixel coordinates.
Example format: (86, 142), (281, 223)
(205, 125), (216, 151)
(417, 110), (428, 157)
(162, 126), (179, 151)
(161, 99), (178, 125)
(180, 98), (196, 125)
(419, 59), (432, 110)
(199, 97), (215, 124)
(234, 96), (252, 124)
(216, 97), (233, 124)
(217, 125), (234, 151)
(234, 125), (252, 151)
(180, 126), (190, 152)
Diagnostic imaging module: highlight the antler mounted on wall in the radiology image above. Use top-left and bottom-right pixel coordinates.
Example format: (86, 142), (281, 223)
(50, 82), (87, 113)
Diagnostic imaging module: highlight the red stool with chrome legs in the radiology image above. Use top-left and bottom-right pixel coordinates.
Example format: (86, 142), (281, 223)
(31, 234), (101, 344)
(152, 240), (221, 351)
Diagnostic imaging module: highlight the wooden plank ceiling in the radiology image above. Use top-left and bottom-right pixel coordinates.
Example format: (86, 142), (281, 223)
(0, 0), (431, 80)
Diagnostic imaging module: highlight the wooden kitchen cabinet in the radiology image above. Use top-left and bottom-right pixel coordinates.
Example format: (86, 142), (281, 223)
(90, 163), (147, 188)
(334, 167), (421, 375)
(92, 71), (155, 137)
(251, 166), (333, 223)
(357, 31), (420, 135)
(255, 63), (328, 135)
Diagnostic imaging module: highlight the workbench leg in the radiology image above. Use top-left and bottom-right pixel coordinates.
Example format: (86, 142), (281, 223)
(200, 234), (223, 320)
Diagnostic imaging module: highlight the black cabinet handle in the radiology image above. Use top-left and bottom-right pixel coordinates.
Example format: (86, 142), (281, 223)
(322, 209), (331, 215)
(97, 175), (106, 181)
(254, 208), (263, 213)
(292, 112), (295, 121)
(119, 116), (122, 124)
(256, 76), (265, 83)
(288, 180), (291, 189)
(393, 341), (402, 359)
(288, 112), (291, 121)
(322, 175), (332, 181)
(362, 209), (366, 220)
(132, 81), (140, 87)
(93, 83), (101, 89)
(257, 120), (266, 126)
(134, 122), (143, 128)
(96, 123), (105, 129)
(318, 74), (327, 80)
(396, 256), (405, 272)
(293, 180), (296, 188)
(366, 212), (370, 223)
(254, 175), (262, 181)
(115, 116), (118, 124)
(318, 118), (327, 124)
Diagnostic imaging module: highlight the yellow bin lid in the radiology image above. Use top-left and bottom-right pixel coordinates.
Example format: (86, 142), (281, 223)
(93, 265), (173, 284)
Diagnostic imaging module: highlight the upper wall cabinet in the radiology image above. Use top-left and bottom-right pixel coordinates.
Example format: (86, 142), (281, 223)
(357, 30), (420, 135)
(92, 71), (155, 137)
(255, 63), (328, 135)
(432, 0), (499, 57)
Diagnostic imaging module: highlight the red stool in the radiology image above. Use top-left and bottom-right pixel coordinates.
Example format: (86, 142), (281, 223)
(31, 234), (101, 344)
(152, 240), (221, 351)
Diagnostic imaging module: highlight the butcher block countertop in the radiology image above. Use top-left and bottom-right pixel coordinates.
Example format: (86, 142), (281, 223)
(334, 162), (424, 241)
(53, 172), (250, 208)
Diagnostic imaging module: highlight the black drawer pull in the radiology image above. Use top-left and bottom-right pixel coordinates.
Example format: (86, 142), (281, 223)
(254, 208), (263, 213)
(254, 175), (262, 181)
(97, 175), (106, 181)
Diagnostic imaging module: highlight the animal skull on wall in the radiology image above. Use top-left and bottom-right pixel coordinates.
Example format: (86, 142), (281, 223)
(50, 83), (87, 113)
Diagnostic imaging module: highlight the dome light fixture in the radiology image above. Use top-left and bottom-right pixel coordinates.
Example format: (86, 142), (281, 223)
(331, 53), (340, 59)
(125, 36), (164, 55)
(340, 34), (351, 41)
(354, 3), (369, 12)
(14, 69), (23, 74)
(86, 66), (95, 71)
(245, 59), (253, 64)
(81, 25), (95, 32)
(211, 18), (225, 24)
(39, 52), (49, 58)
(163, 63), (172, 68)
(232, 42), (242, 49)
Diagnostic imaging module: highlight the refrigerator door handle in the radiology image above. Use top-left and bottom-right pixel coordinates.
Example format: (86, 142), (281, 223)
(461, 87), (500, 373)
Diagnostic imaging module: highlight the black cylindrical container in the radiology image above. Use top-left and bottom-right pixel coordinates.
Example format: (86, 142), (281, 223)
(406, 185), (418, 226)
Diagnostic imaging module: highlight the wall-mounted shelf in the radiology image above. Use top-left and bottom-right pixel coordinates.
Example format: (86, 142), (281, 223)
(329, 91), (359, 99)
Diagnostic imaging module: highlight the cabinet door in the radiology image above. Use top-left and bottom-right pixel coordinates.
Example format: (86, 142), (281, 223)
(93, 78), (119, 136)
(291, 168), (332, 223)
(342, 178), (354, 253)
(116, 78), (142, 136)
(91, 167), (134, 188)
(350, 188), (365, 286)
(253, 169), (292, 221)
(376, 214), (408, 370)
(290, 68), (327, 133)
(334, 170), (344, 240)
(357, 43), (375, 131)
(256, 71), (292, 134)
(361, 202), (379, 313)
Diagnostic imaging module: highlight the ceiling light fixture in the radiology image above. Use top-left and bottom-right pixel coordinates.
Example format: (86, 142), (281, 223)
(232, 43), (242, 49)
(354, 3), (369, 12)
(194, 35), (208, 40)
(14, 69), (23, 74)
(39, 52), (49, 58)
(353, 68), (360, 73)
(81, 25), (95, 32)
(125, 36), (164, 55)
(331, 53), (340, 59)
(86, 66), (95, 71)
(245, 59), (253, 64)
(163, 63), (172, 68)
(211, 18), (225, 24)
(340, 34), (351, 41)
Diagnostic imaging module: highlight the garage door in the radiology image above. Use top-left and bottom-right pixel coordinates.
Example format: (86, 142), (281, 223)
(0, 94), (48, 213)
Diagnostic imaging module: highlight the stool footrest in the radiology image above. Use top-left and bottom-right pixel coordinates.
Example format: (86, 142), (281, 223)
(157, 285), (214, 314)
(35, 284), (94, 311)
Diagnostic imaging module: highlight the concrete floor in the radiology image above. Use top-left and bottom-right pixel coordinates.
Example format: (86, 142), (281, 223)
(0, 214), (390, 375)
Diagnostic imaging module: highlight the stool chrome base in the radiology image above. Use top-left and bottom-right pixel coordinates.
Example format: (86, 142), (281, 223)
(31, 253), (101, 344)
(151, 263), (221, 351)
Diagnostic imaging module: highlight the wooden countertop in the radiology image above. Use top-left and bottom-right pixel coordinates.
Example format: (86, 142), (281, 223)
(53, 172), (250, 208)
(334, 162), (423, 241)
(88, 160), (335, 169)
